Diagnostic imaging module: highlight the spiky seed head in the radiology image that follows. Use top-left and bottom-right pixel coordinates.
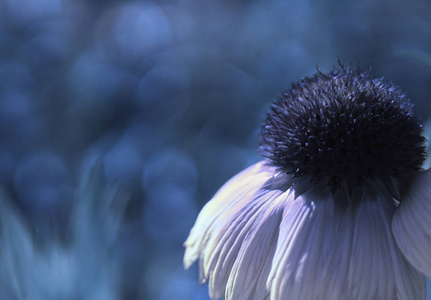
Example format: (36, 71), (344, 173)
(259, 65), (426, 204)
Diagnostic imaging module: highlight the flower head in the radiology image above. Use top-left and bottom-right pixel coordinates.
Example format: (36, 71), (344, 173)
(259, 67), (426, 203)
(184, 65), (431, 299)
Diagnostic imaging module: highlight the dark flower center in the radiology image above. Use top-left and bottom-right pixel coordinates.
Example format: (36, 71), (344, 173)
(259, 66), (426, 203)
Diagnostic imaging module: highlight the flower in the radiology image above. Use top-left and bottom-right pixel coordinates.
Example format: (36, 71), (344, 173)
(184, 65), (431, 299)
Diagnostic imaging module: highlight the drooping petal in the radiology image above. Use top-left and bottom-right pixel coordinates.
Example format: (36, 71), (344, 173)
(185, 161), (426, 300)
(392, 169), (431, 278)
(268, 190), (426, 300)
(206, 188), (285, 300)
(183, 161), (271, 269)
(183, 161), (280, 298)
(223, 191), (287, 300)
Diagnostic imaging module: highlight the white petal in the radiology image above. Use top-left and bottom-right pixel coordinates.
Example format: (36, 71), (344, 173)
(224, 190), (287, 300)
(392, 169), (431, 277)
(184, 161), (271, 269)
(185, 161), (426, 300)
(207, 188), (284, 299)
(268, 191), (426, 300)
(183, 161), (277, 297)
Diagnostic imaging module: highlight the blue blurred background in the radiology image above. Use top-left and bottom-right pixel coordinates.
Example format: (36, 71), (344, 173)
(0, 0), (431, 299)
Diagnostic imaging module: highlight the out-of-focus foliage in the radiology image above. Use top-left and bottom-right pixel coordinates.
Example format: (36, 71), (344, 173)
(0, 0), (431, 299)
(0, 162), (125, 299)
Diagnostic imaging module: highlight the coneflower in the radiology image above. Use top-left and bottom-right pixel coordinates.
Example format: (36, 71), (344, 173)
(184, 64), (431, 300)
